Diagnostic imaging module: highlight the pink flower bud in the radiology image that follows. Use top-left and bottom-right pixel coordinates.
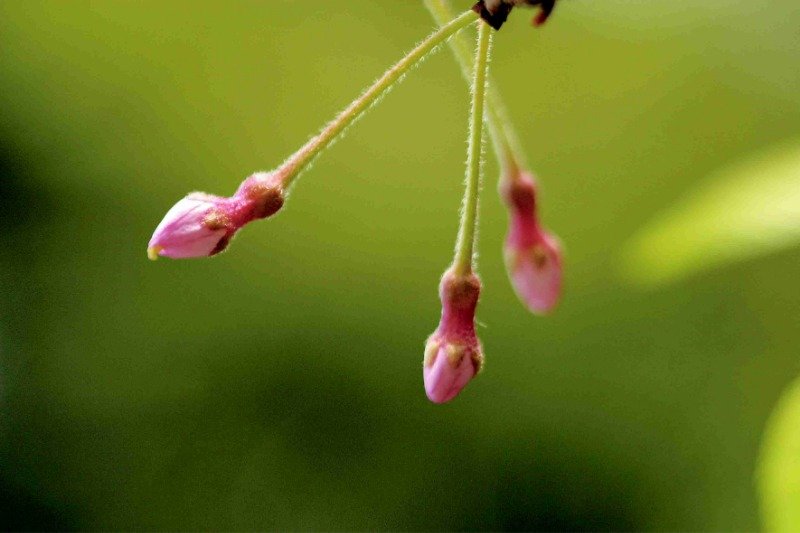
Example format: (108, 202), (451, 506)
(147, 172), (284, 260)
(501, 171), (563, 314)
(423, 269), (485, 404)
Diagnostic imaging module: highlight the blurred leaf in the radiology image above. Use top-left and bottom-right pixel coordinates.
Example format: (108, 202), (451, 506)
(758, 375), (800, 532)
(620, 139), (800, 286)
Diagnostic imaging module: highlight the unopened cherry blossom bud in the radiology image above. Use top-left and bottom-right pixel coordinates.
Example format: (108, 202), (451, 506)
(501, 171), (563, 313)
(147, 172), (284, 260)
(423, 269), (485, 404)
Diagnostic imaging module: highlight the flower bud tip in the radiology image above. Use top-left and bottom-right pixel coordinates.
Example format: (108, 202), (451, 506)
(147, 195), (231, 260)
(147, 245), (163, 261)
(504, 234), (562, 314)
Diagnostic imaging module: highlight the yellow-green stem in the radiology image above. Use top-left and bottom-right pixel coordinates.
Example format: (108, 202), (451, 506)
(423, 0), (527, 176)
(277, 10), (479, 188)
(453, 21), (493, 275)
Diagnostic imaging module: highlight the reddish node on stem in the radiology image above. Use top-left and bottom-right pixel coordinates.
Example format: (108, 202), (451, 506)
(473, 0), (559, 29)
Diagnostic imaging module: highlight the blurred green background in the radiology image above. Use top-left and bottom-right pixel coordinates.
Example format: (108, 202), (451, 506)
(2, 0), (799, 530)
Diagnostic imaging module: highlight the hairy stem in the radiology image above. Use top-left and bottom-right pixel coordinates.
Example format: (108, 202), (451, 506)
(423, 0), (527, 175)
(453, 21), (493, 275)
(277, 10), (479, 188)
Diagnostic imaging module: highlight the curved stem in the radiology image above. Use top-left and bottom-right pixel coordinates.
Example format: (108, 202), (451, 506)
(423, 0), (527, 176)
(453, 21), (493, 275)
(277, 10), (479, 189)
